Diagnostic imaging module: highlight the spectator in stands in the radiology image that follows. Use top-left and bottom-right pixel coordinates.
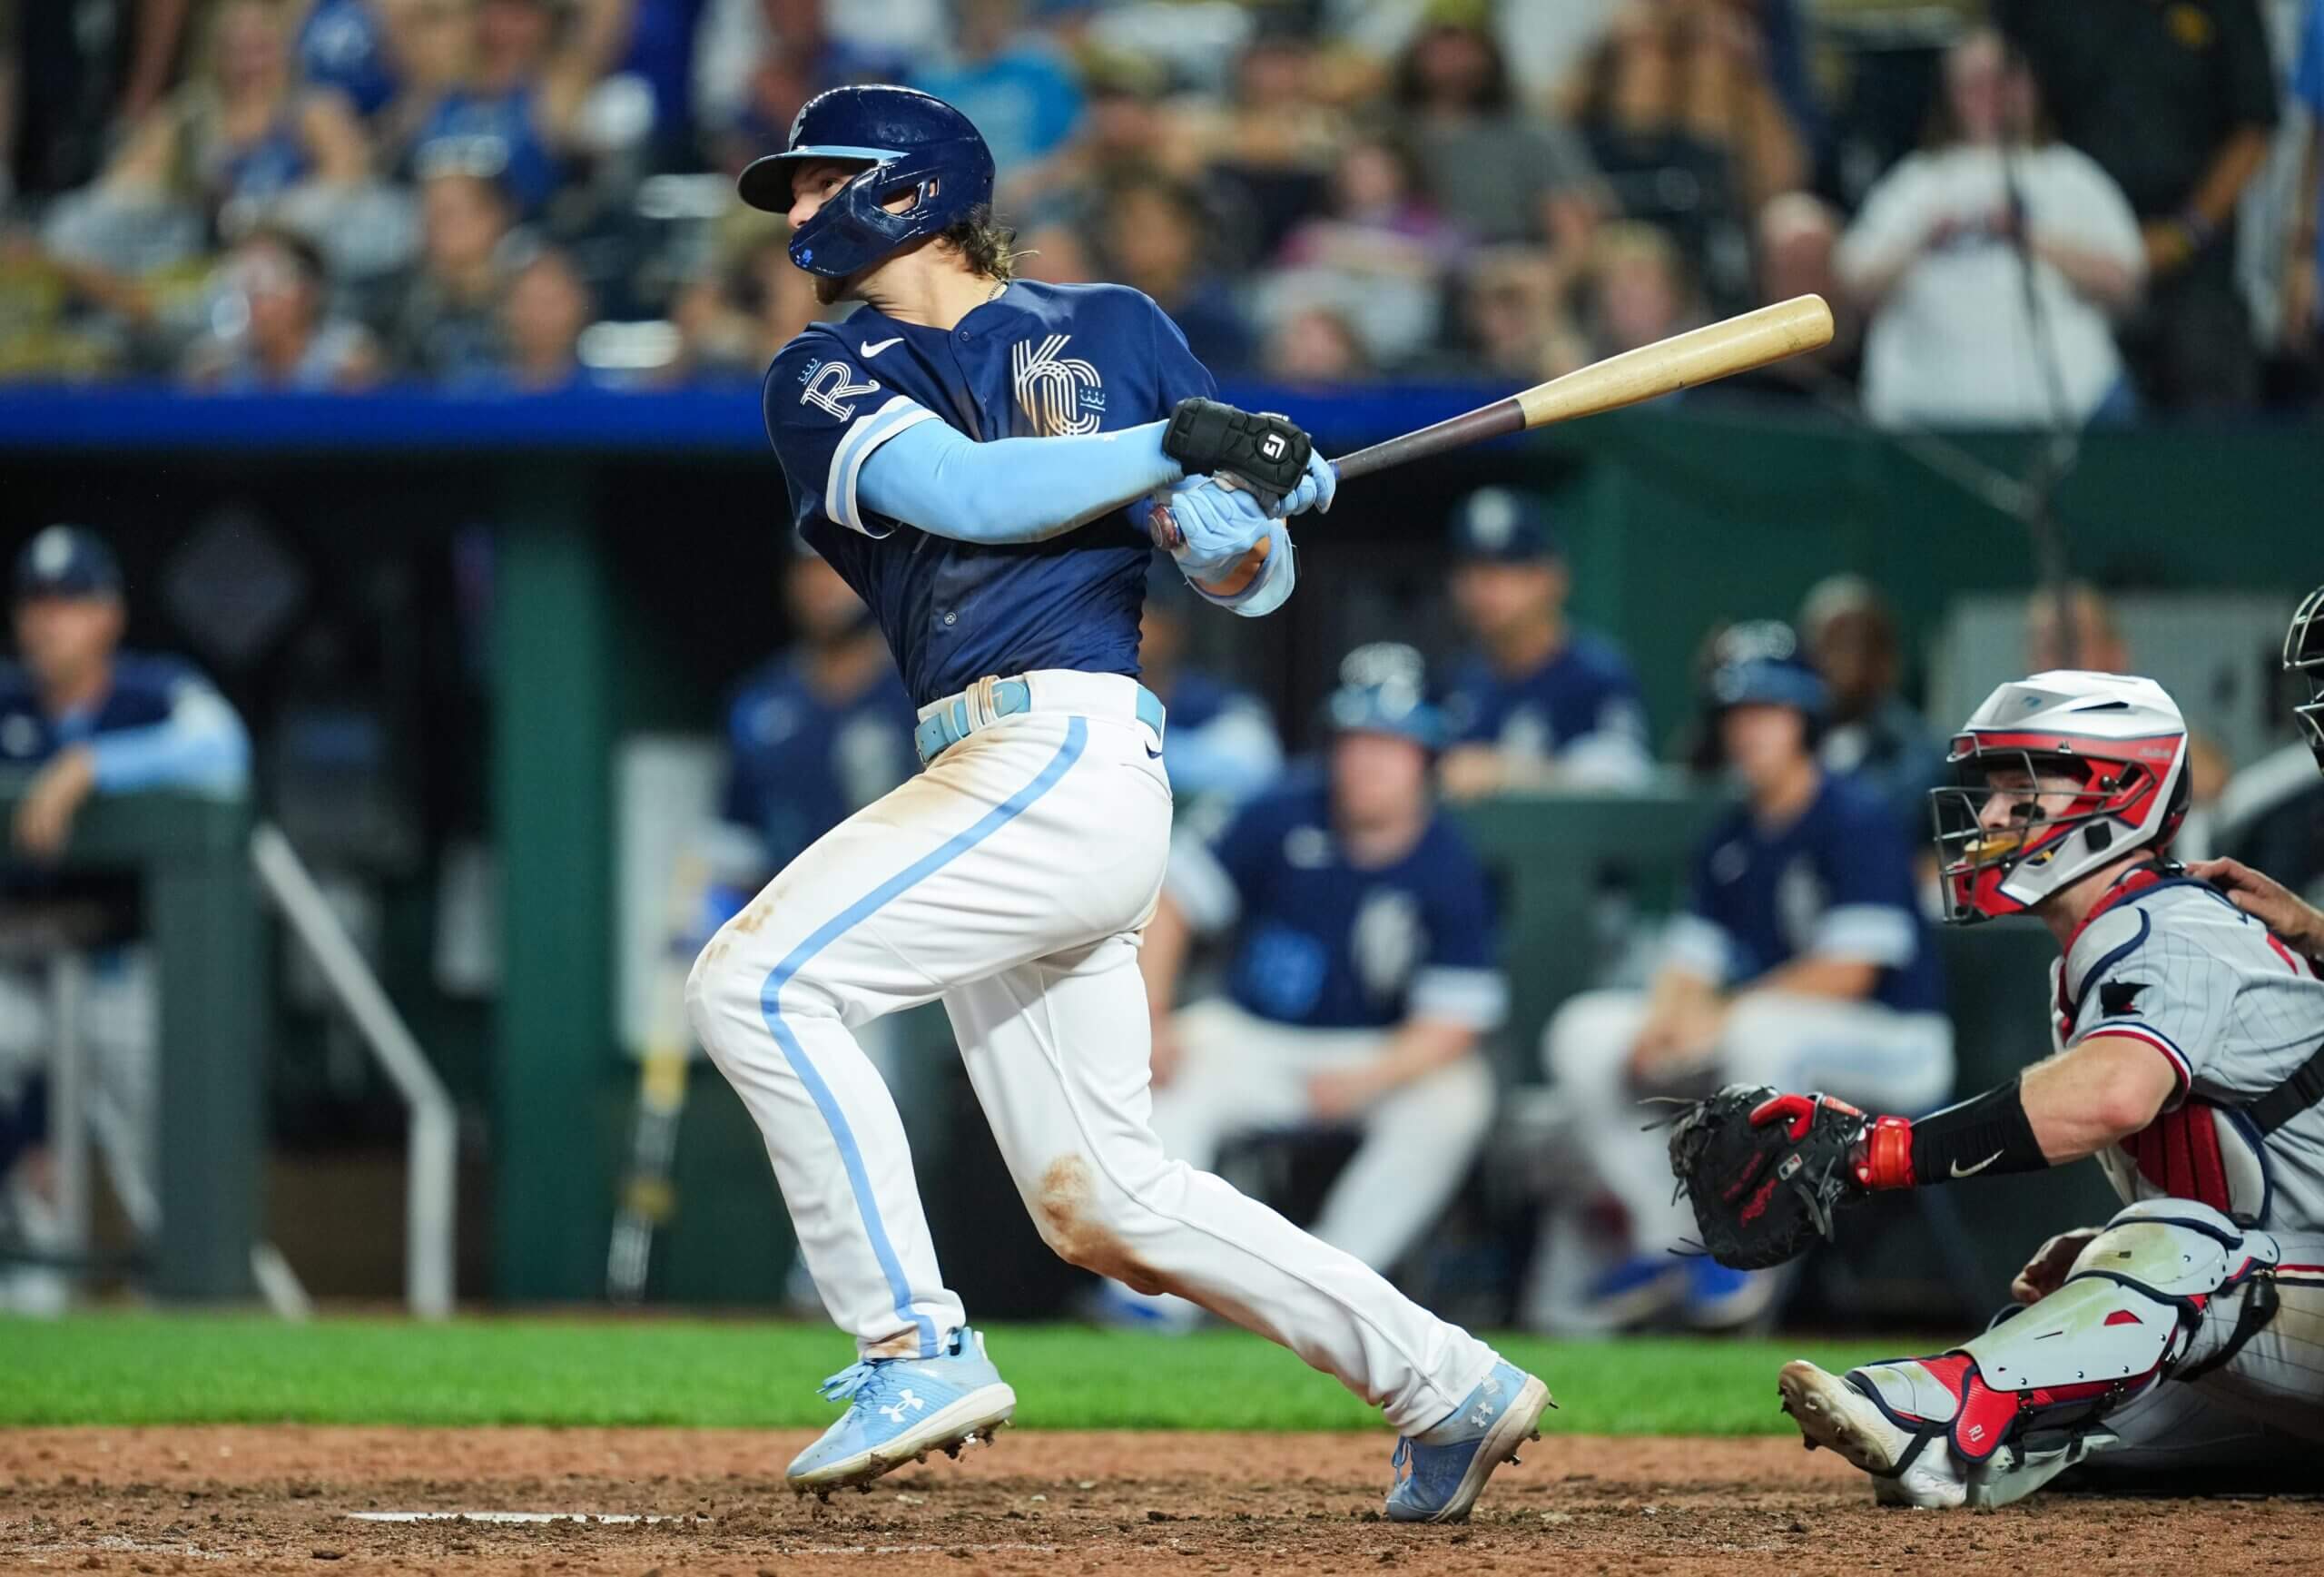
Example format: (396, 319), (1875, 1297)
(1835, 27), (2144, 430)
(1114, 643), (1502, 1327)
(1137, 568), (1283, 832)
(1996, 0), (2278, 410)
(1538, 635), (1951, 1332)
(1094, 167), (1251, 370)
(910, 0), (1083, 206)
(497, 243), (590, 388)
(1726, 192), (1860, 397)
(1797, 574), (1941, 845)
(386, 168), (515, 383)
(698, 0), (900, 182)
(1262, 302), (1372, 383)
(399, 0), (636, 219)
(1, 0), (195, 202)
(2024, 579), (2131, 674)
(86, 0), (371, 241)
(1578, 219), (1701, 360)
(1437, 488), (1652, 798)
(1391, 13), (1603, 261)
(299, 0), (403, 122)
(182, 225), (381, 389)
(1265, 128), (1465, 370)
(668, 220), (822, 379)
(1194, 23), (1345, 259)
(1570, 0), (1805, 311)
(0, 526), (251, 1313)
(1455, 243), (1590, 382)
(2288, 0), (2323, 363)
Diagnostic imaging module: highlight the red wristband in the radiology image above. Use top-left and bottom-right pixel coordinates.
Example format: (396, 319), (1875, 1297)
(1858, 1116), (1915, 1190)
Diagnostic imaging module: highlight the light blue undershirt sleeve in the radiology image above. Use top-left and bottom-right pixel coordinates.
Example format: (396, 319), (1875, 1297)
(85, 683), (251, 797)
(855, 415), (1184, 545)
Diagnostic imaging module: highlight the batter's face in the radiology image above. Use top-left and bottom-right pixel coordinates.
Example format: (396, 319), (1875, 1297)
(1331, 731), (1429, 825)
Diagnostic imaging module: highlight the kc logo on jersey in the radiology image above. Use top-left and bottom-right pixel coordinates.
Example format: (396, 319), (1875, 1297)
(1012, 334), (1105, 436)
(799, 357), (881, 419)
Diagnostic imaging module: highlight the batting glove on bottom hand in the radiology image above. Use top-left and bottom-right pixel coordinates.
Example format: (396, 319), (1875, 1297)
(1151, 475), (1275, 578)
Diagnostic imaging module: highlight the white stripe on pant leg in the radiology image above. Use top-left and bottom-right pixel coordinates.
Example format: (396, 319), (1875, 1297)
(950, 941), (1498, 1434)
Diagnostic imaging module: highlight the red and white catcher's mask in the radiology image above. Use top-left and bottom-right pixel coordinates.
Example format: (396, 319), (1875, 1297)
(1930, 670), (2191, 923)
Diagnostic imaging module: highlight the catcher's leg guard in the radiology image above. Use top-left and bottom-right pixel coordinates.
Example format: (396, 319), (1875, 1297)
(1827, 1200), (2280, 1509)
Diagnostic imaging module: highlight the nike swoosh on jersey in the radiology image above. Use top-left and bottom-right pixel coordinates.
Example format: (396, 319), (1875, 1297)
(1951, 1150), (2004, 1178)
(862, 337), (904, 358)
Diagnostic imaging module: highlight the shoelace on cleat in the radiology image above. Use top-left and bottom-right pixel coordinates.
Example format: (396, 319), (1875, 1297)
(818, 1360), (885, 1405)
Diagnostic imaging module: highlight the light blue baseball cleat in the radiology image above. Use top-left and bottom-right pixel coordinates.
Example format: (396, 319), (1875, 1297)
(1384, 1360), (1553, 1523)
(786, 1326), (1018, 1498)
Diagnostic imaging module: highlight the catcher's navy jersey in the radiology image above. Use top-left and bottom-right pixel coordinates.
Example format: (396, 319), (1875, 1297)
(1171, 775), (1507, 1032)
(763, 281), (1214, 707)
(1673, 770), (1943, 1015)
(722, 654), (917, 872)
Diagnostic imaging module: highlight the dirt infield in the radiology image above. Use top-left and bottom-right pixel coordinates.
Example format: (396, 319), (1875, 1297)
(4, 1425), (2319, 1574)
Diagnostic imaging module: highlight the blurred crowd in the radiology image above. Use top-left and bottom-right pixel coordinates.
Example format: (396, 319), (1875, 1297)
(2, 0), (2320, 416)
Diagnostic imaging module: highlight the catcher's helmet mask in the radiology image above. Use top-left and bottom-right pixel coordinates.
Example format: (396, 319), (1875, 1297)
(1929, 672), (2191, 924)
(2285, 586), (2324, 774)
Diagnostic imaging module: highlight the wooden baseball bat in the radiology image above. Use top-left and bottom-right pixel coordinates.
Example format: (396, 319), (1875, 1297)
(1331, 294), (1834, 482)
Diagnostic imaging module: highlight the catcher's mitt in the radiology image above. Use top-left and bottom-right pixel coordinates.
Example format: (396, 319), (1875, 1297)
(1665, 1084), (1869, 1270)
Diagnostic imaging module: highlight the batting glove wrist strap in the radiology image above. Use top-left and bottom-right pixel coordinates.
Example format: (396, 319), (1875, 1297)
(1162, 398), (1311, 508)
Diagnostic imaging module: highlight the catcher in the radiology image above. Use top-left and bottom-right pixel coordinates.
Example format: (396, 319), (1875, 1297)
(1670, 664), (2324, 1508)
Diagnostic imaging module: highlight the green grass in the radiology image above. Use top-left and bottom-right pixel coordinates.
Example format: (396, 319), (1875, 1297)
(0, 1315), (1904, 1434)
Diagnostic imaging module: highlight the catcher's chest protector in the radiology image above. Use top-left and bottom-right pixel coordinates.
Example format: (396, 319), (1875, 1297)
(1847, 1200), (2280, 1467)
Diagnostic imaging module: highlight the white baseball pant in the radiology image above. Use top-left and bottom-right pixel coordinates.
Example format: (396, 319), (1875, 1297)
(685, 673), (1496, 1433)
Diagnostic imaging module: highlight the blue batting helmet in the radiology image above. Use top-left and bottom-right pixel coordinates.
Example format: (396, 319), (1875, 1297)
(737, 85), (996, 279)
(1322, 642), (1448, 751)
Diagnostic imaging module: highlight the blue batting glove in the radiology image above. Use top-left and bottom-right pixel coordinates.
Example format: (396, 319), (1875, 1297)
(1161, 476), (1274, 577)
(1275, 448), (1336, 518)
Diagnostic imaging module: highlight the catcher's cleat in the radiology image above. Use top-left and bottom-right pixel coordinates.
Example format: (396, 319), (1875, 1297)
(785, 1327), (1017, 1495)
(1777, 1360), (1965, 1509)
(1384, 1360), (1554, 1523)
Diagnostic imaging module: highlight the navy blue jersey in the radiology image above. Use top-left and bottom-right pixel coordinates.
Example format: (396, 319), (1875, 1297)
(0, 653), (245, 793)
(721, 653), (918, 871)
(1671, 771), (1943, 1015)
(762, 281), (1214, 707)
(1441, 633), (1651, 784)
(1172, 775), (1507, 1032)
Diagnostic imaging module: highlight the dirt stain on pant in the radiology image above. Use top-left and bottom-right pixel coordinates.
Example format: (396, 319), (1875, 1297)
(1036, 1155), (1169, 1296)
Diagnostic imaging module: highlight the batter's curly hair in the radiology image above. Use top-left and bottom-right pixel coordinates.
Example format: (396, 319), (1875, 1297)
(939, 206), (1020, 281)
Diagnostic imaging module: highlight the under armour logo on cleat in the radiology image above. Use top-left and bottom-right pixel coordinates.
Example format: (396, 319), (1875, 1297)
(1469, 1405), (1494, 1427)
(880, 1389), (929, 1423)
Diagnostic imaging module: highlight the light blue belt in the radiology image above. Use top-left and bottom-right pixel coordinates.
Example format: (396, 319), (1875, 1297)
(914, 676), (1166, 766)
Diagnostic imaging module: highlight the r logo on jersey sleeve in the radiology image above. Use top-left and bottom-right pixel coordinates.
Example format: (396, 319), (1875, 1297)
(763, 340), (940, 537)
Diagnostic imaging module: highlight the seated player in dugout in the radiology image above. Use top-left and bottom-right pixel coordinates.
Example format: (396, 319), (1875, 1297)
(1733, 664), (2324, 1508)
(0, 526), (251, 1309)
(1107, 643), (1503, 1328)
(1435, 488), (1652, 799)
(1539, 626), (1951, 1334)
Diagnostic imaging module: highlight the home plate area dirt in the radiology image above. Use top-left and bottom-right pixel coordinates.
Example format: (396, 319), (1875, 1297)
(4, 1426), (2319, 1574)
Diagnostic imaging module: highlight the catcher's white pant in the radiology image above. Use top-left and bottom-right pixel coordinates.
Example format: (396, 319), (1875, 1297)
(1147, 999), (1494, 1273)
(1543, 987), (1955, 1255)
(685, 674), (1497, 1434)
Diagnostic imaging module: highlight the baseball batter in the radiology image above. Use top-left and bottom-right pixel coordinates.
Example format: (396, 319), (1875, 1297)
(1721, 668), (2324, 1507)
(687, 84), (1548, 1521)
